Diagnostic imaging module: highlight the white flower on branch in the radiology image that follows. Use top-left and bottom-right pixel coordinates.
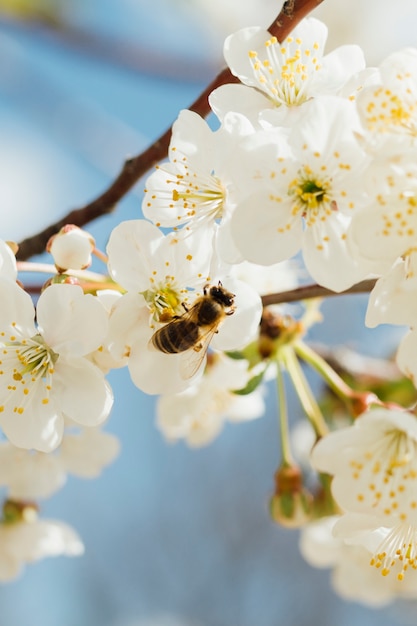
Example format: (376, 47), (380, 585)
(0, 505), (83, 582)
(312, 407), (417, 581)
(229, 96), (372, 291)
(0, 280), (113, 452)
(210, 17), (366, 127)
(106, 219), (262, 395)
(142, 110), (255, 264)
(300, 515), (417, 606)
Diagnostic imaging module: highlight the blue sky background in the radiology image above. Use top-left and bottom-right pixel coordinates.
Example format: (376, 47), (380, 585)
(0, 2), (413, 625)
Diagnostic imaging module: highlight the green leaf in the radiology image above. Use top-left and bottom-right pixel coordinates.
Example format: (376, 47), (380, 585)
(232, 368), (266, 395)
(225, 350), (246, 360)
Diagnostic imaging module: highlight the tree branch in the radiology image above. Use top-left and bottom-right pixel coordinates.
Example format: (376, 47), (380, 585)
(261, 278), (377, 307)
(16, 0), (325, 261)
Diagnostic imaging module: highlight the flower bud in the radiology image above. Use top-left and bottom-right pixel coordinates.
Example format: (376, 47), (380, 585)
(47, 225), (95, 272)
(2, 499), (38, 525)
(270, 464), (312, 528)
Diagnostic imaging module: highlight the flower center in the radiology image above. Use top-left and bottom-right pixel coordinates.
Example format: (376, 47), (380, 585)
(142, 284), (188, 323)
(248, 35), (322, 107)
(288, 167), (334, 224)
(0, 334), (58, 415)
(14, 335), (57, 378)
(148, 159), (226, 227)
(172, 176), (225, 219)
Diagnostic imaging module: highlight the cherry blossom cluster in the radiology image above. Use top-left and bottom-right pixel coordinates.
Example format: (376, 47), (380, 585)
(1, 15), (417, 605)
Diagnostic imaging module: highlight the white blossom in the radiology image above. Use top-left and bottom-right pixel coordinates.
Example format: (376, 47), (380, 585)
(300, 515), (417, 606)
(312, 408), (417, 580)
(210, 18), (365, 127)
(142, 110), (254, 264)
(230, 96), (371, 291)
(106, 220), (262, 395)
(0, 512), (83, 582)
(0, 280), (113, 452)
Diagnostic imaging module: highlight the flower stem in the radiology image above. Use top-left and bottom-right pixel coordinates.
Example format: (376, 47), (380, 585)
(17, 261), (109, 283)
(92, 247), (109, 265)
(276, 358), (294, 467)
(294, 339), (383, 417)
(294, 340), (354, 402)
(283, 347), (328, 438)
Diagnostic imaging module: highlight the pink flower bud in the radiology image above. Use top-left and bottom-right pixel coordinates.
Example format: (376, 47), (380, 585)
(47, 225), (95, 272)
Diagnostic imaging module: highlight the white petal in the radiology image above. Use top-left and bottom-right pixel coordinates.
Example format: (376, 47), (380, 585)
(37, 284), (108, 357)
(52, 359), (113, 427)
(211, 278), (262, 351)
(0, 240), (17, 280)
(299, 516), (341, 568)
(366, 258), (417, 328)
(396, 330), (417, 386)
(209, 84), (269, 125)
(232, 192), (302, 265)
(224, 26), (273, 87)
(8, 519), (84, 560)
(60, 427), (120, 478)
(0, 383), (64, 452)
(303, 215), (370, 291)
(317, 45), (366, 93)
(0, 443), (65, 499)
(0, 277), (36, 337)
(128, 335), (196, 395)
(107, 294), (149, 361)
(107, 220), (164, 292)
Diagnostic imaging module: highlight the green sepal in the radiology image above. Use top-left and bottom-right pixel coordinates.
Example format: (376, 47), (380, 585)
(232, 367), (267, 396)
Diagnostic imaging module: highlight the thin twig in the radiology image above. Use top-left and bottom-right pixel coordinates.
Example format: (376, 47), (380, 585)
(261, 278), (377, 307)
(16, 0), (324, 261)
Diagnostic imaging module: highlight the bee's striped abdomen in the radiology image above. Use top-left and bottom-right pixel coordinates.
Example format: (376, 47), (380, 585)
(152, 319), (199, 354)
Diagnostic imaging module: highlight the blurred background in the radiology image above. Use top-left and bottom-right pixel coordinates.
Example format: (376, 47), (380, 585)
(0, 1), (416, 625)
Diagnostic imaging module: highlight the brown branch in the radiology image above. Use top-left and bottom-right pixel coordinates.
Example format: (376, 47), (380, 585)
(16, 0), (325, 261)
(261, 278), (378, 307)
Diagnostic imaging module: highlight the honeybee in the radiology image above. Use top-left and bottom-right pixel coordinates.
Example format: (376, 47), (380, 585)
(151, 283), (236, 379)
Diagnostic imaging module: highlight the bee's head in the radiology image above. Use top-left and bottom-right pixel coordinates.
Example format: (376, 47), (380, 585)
(209, 282), (235, 307)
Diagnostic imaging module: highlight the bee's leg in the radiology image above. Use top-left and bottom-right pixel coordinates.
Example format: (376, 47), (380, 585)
(182, 302), (189, 312)
(225, 310), (235, 316)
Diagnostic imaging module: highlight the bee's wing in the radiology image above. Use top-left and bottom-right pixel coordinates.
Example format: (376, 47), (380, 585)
(179, 325), (218, 380)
